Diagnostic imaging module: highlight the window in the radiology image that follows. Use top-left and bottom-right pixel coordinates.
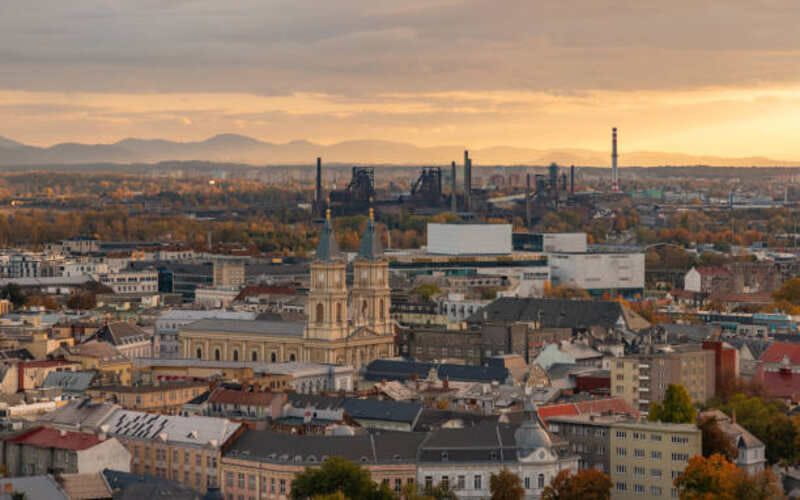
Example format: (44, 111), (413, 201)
(616, 447), (627, 456)
(634, 484), (645, 495)
(538, 474), (544, 489)
(634, 466), (645, 476)
(473, 475), (482, 490)
(196, 347), (202, 359)
(233, 350), (239, 361)
(214, 349), (221, 361)
(425, 477), (433, 490)
(616, 482), (627, 492)
(616, 431), (627, 438)
(651, 469), (662, 478)
(336, 303), (343, 323)
(196, 454), (202, 466)
(457, 476), (465, 490)
(652, 450), (662, 459)
(441, 476), (449, 490)
(524, 477), (530, 489)
(395, 479), (402, 493)
(671, 436), (689, 444)
(251, 351), (258, 362)
(225, 472), (233, 487)
(316, 303), (324, 324)
(651, 486), (663, 496)
(248, 475), (256, 490)
(270, 352), (277, 362)
(379, 299), (385, 320)
(672, 453), (689, 461)
(634, 449), (645, 457)
(615, 465), (626, 474)
(271, 478), (276, 493)
(238, 473), (245, 488)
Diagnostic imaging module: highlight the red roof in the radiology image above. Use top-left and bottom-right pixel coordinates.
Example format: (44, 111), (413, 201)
(5, 426), (102, 451)
(208, 387), (283, 406)
(538, 397), (639, 424)
(696, 266), (731, 277)
(757, 367), (800, 401)
(759, 342), (800, 365)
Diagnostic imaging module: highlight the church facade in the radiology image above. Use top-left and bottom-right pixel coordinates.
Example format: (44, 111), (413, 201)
(179, 210), (395, 369)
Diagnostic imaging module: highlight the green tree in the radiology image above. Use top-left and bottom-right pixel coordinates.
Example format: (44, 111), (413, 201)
(290, 457), (394, 500)
(721, 393), (797, 464)
(649, 384), (696, 424)
(541, 469), (612, 500)
(0, 283), (25, 309)
(490, 469), (524, 500)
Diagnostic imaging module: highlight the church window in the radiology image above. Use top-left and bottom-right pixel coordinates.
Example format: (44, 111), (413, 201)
(538, 474), (545, 489)
(196, 347), (202, 359)
(214, 349), (220, 361)
(251, 351), (258, 362)
(362, 300), (368, 319)
(379, 299), (385, 320)
(289, 353), (296, 362)
(233, 350), (239, 362)
(316, 303), (324, 324)
(336, 303), (342, 323)
(270, 352), (277, 362)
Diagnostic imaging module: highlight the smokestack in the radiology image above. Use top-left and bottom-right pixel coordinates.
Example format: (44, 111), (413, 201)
(450, 161), (457, 212)
(525, 173), (532, 229)
(315, 157), (323, 217)
(570, 165), (575, 194)
(611, 128), (619, 192)
(464, 150), (471, 212)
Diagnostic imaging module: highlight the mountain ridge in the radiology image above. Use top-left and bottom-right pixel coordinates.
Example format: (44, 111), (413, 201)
(0, 134), (796, 167)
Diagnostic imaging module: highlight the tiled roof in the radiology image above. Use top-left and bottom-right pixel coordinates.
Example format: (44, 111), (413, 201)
(470, 297), (631, 330)
(42, 371), (96, 392)
(364, 359), (509, 383)
(105, 409), (241, 446)
(537, 397), (638, 423)
(757, 367), (800, 401)
(58, 472), (112, 500)
(5, 426), (102, 451)
(760, 342), (800, 364)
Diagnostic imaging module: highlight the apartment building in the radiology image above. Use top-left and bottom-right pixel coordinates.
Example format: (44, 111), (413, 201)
(546, 414), (629, 473)
(104, 409), (242, 493)
(97, 269), (159, 294)
(609, 420), (701, 499)
(611, 346), (715, 414)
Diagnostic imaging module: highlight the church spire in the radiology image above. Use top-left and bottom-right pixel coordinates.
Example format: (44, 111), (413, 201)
(316, 209), (342, 262)
(358, 207), (383, 260)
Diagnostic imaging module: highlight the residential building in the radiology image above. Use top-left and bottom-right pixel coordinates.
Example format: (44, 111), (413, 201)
(86, 381), (208, 414)
(103, 409), (243, 493)
(1, 426), (131, 476)
(97, 269), (159, 294)
(698, 410), (766, 475)
(416, 417), (579, 499)
(85, 322), (153, 360)
(610, 346), (715, 415)
(212, 258), (245, 288)
(546, 413), (629, 472)
(221, 429), (425, 500)
(58, 340), (133, 385)
(609, 420), (701, 499)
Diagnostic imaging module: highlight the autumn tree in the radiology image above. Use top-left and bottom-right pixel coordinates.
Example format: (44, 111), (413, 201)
(0, 283), (25, 309)
(721, 393), (798, 464)
(674, 454), (781, 500)
(543, 283), (590, 300)
(541, 469), (612, 500)
(290, 457), (394, 500)
(489, 469), (524, 500)
(649, 384), (696, 424)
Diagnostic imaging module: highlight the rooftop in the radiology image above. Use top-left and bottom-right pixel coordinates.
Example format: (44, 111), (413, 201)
(181, 318), (305, 337)
(5, 426), (103, 451)
(104, 409), (241, 447)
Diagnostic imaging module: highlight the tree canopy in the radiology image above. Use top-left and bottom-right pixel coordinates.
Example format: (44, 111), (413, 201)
(649, 384), (696, 424)
(541, 469), (612, 500)
(290, 457), (395, 500)
(490, 469), (524, 500)
(720, 393), (798, 464)
(674, 454), (781, 500)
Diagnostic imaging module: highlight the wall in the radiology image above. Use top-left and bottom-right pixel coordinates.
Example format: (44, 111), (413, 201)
(427, 224), (512, 255)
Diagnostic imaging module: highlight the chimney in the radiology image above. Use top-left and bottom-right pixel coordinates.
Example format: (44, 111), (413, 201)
(464, 150), (471, 212)
(525, 173), (532, 229)
(450, 161), (457, 212)
(611, 128), (619, 192)
(315, 157), (323, 217)
(570, 165), (575, 194)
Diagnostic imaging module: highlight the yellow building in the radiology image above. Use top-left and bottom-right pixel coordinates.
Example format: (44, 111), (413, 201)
(60, 340), (134, 385)
(86, 381), (209, 414)
(180, 210), (395, 369)
(609, 420), (701, 499)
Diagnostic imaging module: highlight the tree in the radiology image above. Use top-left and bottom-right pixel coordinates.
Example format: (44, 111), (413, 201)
(649, 384), (696, 424)
(541, 469), (612, 500)
(543, 283), (590, 300)
(67, 291), (97, 310)
(0, 283), (25, 309)
(490, 469), (524, 500)
(423, 483), (458, 500)
(773, 277), (800, 305)
(674, 454), (781, 500)
(290, 457), (394, 500)
(698, 415), (737, 461)
(721, 393), (798, 464)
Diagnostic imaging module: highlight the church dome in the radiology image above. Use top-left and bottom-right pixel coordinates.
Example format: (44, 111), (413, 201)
(515, 418), (552, 453)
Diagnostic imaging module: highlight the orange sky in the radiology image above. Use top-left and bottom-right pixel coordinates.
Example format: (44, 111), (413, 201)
(1, 1), (800, 159)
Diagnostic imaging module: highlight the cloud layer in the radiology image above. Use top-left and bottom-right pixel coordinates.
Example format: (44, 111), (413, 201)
(1, 0), (799, 156)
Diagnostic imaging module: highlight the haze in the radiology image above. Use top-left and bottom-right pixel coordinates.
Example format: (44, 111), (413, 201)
(2, 0), (800, 161)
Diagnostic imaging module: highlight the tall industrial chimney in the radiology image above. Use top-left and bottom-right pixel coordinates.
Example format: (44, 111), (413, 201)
(570, 165), (575, 194)
(611, 128), (619, 192)
(525, 173), (532, 229)
(464, 150), (472, 212)
(450, 161), (457, 212)
(315, 157), (323, 217)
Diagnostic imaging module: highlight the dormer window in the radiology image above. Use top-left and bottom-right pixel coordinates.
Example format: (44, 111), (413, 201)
(489, 451), (497, 461)
(441, 451), (448, 461)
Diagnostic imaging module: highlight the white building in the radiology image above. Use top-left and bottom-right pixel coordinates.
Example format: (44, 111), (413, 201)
(427, 224), (512, 255)
(97, 269), (158, 294)
(155, 309), (257, 358)
(416, 417), (579, 499)
(261, 362), (354, 393)
(194, 286), (241, 309)
(548, 251), (645, 298)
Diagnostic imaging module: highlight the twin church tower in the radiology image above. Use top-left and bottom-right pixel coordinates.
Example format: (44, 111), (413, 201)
(303, 209), (394, 367)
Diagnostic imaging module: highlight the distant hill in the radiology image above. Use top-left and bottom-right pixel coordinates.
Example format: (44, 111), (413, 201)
(0, 134), (796, 167)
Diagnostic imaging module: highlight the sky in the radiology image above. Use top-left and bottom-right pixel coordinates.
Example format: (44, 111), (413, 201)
(2, 0), (800, 159)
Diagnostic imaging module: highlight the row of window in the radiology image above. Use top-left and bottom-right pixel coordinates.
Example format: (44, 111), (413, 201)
(614, 431), (665, 442)
(615, 483), (672, 496)
(225, 472), (287, 495)
(195, 347), (296, 363)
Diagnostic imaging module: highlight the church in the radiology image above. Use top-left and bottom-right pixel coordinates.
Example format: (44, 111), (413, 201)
(178, 210), (396, 369)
